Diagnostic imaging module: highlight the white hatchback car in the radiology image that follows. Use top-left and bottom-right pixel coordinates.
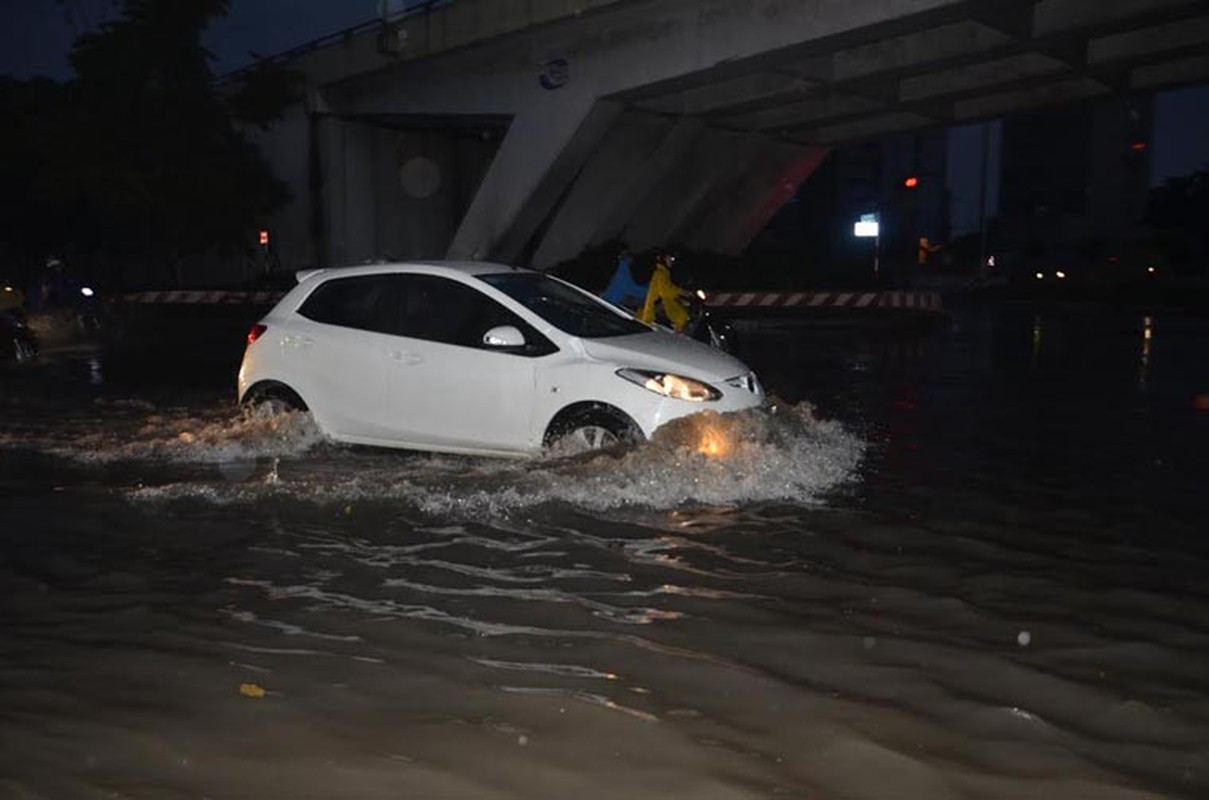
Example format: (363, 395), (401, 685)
(237, 261), (765, 457)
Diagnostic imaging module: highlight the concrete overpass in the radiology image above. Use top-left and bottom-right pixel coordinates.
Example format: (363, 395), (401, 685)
(244, 0), (1209, 273)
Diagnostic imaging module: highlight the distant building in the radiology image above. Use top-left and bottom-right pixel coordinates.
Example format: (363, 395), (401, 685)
(754, 127), (949, 285)
(997, 95), (1153, 254)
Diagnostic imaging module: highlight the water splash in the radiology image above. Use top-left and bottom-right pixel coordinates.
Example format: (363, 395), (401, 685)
(4, 393), (862, 512)
(1, 401), (324, 465)
(123, 403), (863, 514)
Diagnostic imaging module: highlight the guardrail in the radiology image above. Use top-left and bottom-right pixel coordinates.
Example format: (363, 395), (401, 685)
(220, 0), (455, 80)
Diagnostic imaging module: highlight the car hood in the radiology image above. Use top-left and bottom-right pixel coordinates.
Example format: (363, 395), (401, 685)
(579, 330), (751, 379)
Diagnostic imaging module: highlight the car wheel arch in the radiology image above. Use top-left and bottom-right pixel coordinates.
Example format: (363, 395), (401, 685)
(542, 401), (643, 450)
(241, 380), (309, 412)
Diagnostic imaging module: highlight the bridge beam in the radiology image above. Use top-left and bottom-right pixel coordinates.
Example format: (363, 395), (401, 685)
(257, 0), (1209, 272)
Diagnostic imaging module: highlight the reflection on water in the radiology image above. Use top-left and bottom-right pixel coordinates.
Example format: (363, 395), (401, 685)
(2, 302), (1208, 799)
(1032, 312), (1044, 368)
(1139, 314), (1153, 391)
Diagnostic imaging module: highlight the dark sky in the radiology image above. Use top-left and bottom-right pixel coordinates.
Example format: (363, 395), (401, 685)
(0, 0), (386, 78)
(3, 0), (1208, 211)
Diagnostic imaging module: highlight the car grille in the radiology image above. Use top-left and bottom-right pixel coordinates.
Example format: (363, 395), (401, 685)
(725, 372), (762, 395)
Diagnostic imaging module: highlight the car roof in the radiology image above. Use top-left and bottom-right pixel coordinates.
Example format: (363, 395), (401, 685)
(295, 260), (531, 285)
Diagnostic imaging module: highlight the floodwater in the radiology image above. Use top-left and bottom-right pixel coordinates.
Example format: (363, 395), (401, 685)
(1, 299), (1207, 799)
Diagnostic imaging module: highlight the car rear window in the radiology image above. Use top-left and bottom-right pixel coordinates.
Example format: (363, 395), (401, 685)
(297, 275), (395, 333)
(297, 273), (555, 356)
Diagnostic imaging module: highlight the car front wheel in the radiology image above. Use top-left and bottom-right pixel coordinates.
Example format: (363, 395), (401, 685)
(544, 404), (642, 455)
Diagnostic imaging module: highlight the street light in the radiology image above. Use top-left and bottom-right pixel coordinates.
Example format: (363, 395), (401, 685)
(854, 213), (880, 283)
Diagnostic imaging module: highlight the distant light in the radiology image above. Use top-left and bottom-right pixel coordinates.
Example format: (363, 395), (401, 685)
(2, 285), (12, 293)
(80, 286), (95, 297)
(1035, 272), (1044, 280)
(1147, 265), (1156, 274)
(258, 230), (270, 246)
(903, 176), (919, 188)
(1130, 141), (1147, 151)
(854, 220), (879, 237)
(1055, 271), (1067, 279)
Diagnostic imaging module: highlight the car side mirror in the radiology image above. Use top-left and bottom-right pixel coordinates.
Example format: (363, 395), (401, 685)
(483, 325), (526, 348)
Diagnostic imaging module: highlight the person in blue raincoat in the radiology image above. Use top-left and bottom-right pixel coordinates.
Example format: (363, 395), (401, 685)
(600, 251), (647, 309)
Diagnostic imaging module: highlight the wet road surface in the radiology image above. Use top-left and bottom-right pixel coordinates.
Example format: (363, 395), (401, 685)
(2, 299), (1207, 799)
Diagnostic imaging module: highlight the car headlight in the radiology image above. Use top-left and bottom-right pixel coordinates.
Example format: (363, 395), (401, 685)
(616, 369), (720, 402)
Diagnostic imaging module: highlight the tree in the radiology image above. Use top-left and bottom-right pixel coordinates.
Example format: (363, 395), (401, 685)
(1144, 171), (1209, 272)
(0, 77), (75, 277)
(0, 0), (299, 284)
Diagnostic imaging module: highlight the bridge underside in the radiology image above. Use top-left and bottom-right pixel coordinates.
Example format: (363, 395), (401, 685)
(254, 0), (1209, 272)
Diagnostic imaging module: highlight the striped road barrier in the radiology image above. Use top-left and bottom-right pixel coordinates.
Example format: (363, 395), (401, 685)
(117, 288), (944, 315)
(708, 290), (943, 313)
(121, 290), (286, 305)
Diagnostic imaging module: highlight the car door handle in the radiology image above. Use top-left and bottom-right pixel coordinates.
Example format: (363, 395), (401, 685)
(282, 334), (315, 348)
(389, 350), (422, 365)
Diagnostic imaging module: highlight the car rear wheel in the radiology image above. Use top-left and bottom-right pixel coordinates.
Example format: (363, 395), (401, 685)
(243, 383), (308, 418)
(544, 404), (642, 455)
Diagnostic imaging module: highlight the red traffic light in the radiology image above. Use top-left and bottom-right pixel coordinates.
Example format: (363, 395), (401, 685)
(903, 176), (919, 188)
(258, 230), (270, 246)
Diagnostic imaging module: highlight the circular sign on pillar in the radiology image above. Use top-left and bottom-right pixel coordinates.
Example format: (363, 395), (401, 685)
(399, 156), (441, 199)
(539, 58), (570, 90)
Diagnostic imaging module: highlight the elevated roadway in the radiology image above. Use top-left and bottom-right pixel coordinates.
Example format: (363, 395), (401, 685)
(246, 0), (1209, 272)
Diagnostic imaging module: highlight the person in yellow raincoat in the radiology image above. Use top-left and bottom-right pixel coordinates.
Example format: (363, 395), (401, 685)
(638, 253), (689, 331)
(917, 236), (942, 266)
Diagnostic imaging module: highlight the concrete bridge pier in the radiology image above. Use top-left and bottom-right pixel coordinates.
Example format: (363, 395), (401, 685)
(478, 98), (623, 264)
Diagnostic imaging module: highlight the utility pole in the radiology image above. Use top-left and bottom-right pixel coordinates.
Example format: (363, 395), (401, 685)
(977, 120), (992, 273)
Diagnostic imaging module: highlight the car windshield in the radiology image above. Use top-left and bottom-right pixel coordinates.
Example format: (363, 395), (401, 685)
(479, 272), (650, 338)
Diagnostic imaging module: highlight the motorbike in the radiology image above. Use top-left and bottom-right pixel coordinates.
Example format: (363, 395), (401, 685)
(74, 285), (103, 337)
(682, 288), (736, 353)
(605, 284), (736, 353)
(1, 307), (39, 364)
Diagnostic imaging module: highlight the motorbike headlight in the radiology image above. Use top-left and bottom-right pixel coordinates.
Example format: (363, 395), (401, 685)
(617, 369), (721, 402)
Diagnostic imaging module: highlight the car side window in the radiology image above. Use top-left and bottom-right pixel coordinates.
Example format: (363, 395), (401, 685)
(391, 274), (555, 356)
(297, 276), (395, 334)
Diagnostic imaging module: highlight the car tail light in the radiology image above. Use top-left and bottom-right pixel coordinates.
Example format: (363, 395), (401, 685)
(247, 324), (267, 345)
